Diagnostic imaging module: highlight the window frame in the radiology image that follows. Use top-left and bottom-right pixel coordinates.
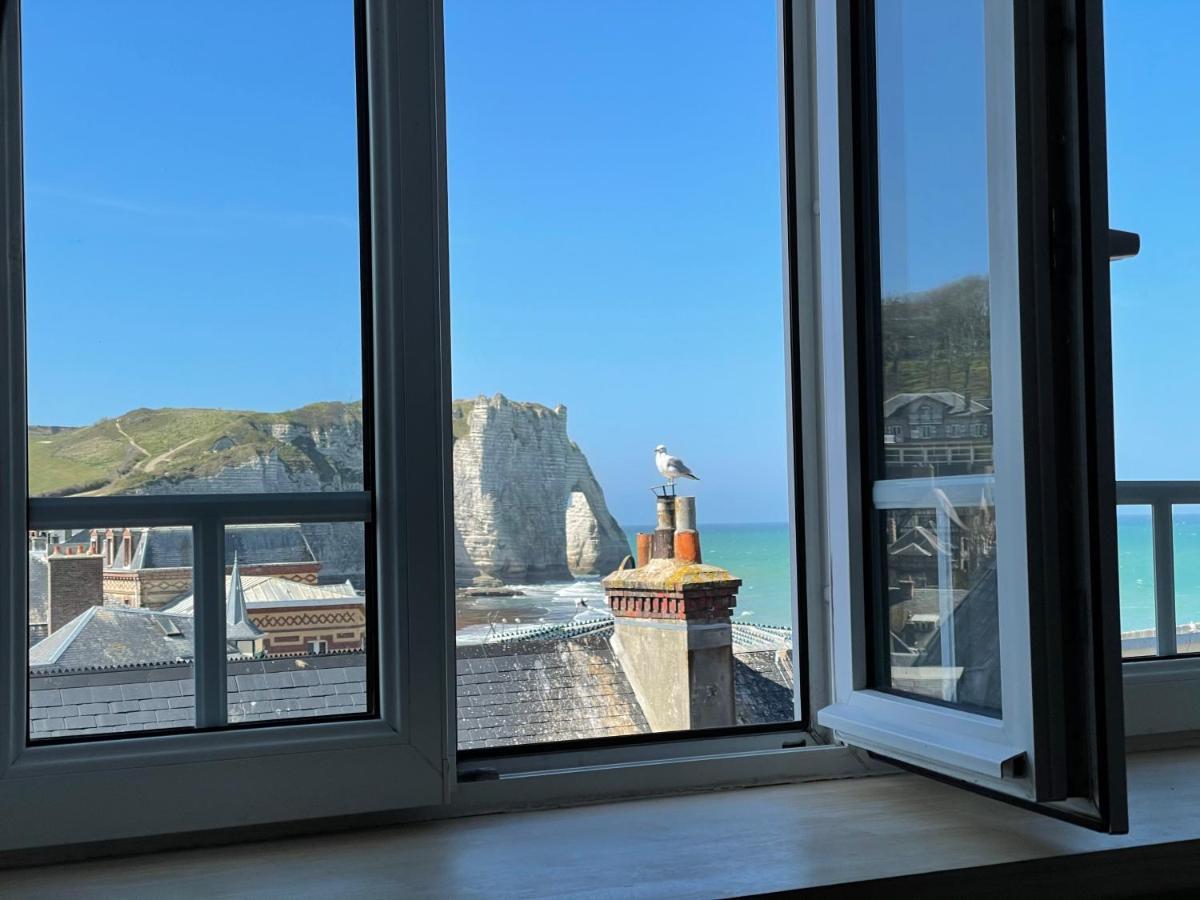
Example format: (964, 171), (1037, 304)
(0, 0), (1180, 857)
(451, 0), (826, 765)
(814, 0), (1129, 833)
(0, 0), (454, 853)
(815, 0), (1042, 793)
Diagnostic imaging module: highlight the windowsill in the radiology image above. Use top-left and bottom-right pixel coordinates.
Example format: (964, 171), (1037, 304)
(6, 745), (1200, 895)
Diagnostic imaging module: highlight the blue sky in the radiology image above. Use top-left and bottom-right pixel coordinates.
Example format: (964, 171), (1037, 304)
(1105, 0), (1200, 484)
(22, 1), (363, 426)
(20, 0), (1183, 525)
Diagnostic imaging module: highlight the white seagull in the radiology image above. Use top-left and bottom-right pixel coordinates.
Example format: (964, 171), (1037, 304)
(655, 444), (700, 486)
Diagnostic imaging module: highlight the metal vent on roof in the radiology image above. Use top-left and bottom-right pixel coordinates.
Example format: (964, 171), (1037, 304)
(155, 618), (184, 638)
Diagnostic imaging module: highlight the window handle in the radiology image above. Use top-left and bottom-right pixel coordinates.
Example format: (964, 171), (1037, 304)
(1109, 228), (1140, 261)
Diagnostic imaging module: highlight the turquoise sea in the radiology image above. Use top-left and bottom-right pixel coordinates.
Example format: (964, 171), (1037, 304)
(1117, 508), (1200, 635)
(623, 524), (799, 628)
(455, 516), (1192, 641)
(684, 515), (1200, 635)
(642, 516), (1198, 635)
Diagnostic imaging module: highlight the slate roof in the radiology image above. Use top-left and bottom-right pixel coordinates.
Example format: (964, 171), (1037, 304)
(456, 633), (650, 749)
(456, 621), (795, 748)
(164, 575), (361, 614)
(914, 563), (1000, 712)
(110, 524), (316, 571)
(29, 606), (195, 669)
(28, 621), (794, 748)
(883, 391), (990, 418)
(29, 653), (368, 740)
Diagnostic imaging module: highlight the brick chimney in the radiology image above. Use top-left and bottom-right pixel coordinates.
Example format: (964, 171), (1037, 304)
(47, 553), (104, 633)
(604, 495), (738, 732)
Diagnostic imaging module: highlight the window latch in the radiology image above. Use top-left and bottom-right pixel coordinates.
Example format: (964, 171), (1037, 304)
(1109, 228), (1140, 261)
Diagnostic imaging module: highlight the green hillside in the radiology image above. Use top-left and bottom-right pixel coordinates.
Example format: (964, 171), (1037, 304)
(28, 401), (364, 497)
(881, 275), (992, 401)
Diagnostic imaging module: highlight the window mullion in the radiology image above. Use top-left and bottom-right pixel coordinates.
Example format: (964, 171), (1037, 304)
(192, 517), (227, 729)
(1151, 500), (1178, 657)
(0, 0), (25, 776)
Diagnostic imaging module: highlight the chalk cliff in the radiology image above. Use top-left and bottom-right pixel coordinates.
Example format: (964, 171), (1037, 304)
(100, 397), (627, 587)
(452, 395), (630, 585)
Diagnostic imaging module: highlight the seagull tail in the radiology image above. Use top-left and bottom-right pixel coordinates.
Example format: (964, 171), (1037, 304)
(683, 473), (700, 481)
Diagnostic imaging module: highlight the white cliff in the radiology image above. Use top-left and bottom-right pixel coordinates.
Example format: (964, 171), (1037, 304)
(130, 396), (629, 587)
(453, 395), (630, 585)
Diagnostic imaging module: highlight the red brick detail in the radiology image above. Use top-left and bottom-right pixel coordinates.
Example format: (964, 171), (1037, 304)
(606, 586), (737, 622)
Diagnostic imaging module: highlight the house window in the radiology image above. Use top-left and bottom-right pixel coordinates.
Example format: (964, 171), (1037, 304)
(444, 1), (802, 753)
(1, 0), (454, 848)
(21, 1), (374, 741)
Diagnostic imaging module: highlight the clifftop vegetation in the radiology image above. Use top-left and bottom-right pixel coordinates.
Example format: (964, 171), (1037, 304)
(28, 401), (364, 497)
(881, 275), (992, 403)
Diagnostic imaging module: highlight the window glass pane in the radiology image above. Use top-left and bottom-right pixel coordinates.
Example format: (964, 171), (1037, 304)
(23, 1), (365, 498)
(1105, 3), (1200, 658)
(28, 526), (195, 740)
(216, 522), (370, 724)
(1116, 505), (1155, 658)
(445, 1), (797, 750)
(872, 0), (1000, 714)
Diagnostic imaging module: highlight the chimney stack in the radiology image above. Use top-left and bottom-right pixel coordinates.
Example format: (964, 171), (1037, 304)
(47, 553), (104, 633)
(673, 496), (702, 563)
(652, 495), (675, 559)
(603, 495), (738, 732)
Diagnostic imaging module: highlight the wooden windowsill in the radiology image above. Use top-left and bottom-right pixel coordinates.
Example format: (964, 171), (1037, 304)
(6, 747), (1200, 896)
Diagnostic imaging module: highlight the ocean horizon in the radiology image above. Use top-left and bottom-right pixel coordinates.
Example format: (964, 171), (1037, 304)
(457, 514), (1182, 640)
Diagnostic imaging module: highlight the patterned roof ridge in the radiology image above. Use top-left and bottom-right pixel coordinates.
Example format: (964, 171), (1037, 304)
(731, 622), (793, 651)
(32, 644), (368, 677)
(471, 616), (615, 646)
(471, 618), (795, 648)
(29, 656), (195, 677)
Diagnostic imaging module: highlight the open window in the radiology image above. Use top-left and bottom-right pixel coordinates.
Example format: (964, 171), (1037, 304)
(813, 0), (1128, 832)
(0, 0), (453, 852)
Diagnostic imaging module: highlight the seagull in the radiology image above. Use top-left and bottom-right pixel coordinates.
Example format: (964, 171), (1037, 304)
(655, 444), (700, 487)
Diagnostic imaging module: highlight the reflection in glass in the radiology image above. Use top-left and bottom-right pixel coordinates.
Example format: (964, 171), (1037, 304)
(873, 0), (1000, 713)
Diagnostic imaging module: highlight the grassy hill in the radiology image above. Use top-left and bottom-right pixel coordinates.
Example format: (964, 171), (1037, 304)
(881, 275), (992, 401)
(28, 401), (364, 497)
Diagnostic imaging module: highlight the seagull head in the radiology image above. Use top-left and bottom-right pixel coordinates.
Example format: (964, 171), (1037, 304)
(654, 444), (666, 454)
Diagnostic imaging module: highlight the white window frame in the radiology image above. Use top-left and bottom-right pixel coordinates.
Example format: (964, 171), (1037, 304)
(0, 0), (454, 852)
(814, 0), (1042, 798)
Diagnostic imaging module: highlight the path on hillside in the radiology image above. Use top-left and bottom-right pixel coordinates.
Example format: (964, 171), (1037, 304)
(114, 419), (151, 461)
(74, 418), (153, 497)
(70, 430), (202, 497)
(144, 437), (200, 473)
